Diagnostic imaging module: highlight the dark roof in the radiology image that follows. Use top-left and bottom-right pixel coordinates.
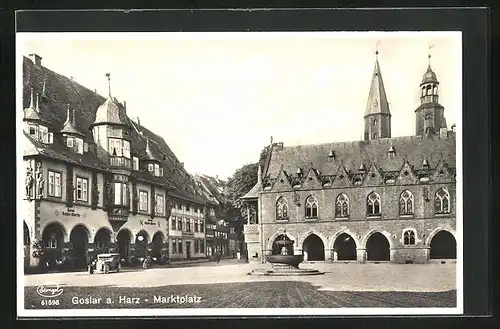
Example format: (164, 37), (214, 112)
(365, 56), (390, 117)
(421, 64), (439, 84)
(265, 134), (456, 179)
(23, 55), (206, 205)
(195, 174), (227, 204)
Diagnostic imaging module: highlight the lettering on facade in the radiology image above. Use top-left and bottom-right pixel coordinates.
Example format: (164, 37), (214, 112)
(60, 208), (81, 217)
(140, 220), (158, 226)
(182, 231), (194, 237)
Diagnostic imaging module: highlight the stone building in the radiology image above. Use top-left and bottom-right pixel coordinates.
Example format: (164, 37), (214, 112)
(242, 51), (457, 264)
(22, 54), (207, 270)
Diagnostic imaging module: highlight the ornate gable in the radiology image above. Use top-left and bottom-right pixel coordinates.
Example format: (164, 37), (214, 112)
(363, 162), (384, 186)
(396, 158), (418, 185)
(431, 158), (453, 183)
(271, 167), (293, 192)
(301, 167), (323, 190)
(332, 164), (352, 188)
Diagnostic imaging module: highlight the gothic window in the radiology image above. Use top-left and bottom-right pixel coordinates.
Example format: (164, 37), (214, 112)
(399, 190), (414, 215)
(435, 188), (450, 214)
(305, 195), (318, 218)
(276, 197), (289, 220)
(403, 230), (416, 245)
(335, 193), (349, 218)
(367, 192), (381, 216)
(373, 133), (378, 139)
(373, 119), (377, 126)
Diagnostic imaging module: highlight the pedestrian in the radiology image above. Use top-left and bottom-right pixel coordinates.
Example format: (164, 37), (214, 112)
(216, 251), (221, 263)
(236, 250), (241, 262)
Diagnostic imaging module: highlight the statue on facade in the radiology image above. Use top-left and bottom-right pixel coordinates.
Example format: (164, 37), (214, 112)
(132, 188), (139, 212)
(103, 181), (112, 207)
(91, 181), (99, 206)
(25, 165), (34, 200)
(35, 162), (44, 199)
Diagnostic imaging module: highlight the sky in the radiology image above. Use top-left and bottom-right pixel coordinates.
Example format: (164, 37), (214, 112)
(17, 32), (461, 180)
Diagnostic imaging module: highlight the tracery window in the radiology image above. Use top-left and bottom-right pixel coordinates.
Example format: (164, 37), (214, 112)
(399, 190), (414, 215)
(435, 188), (450, 214)
(276, 197), (289, 220)
(403, 230), (416, 245)
(305, 195), (318, 218)
(335, 193), (349, 218)
(367, 192), (381, 216)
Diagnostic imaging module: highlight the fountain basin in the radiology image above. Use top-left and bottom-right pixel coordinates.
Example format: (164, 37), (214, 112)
(266, 255), (303, 269)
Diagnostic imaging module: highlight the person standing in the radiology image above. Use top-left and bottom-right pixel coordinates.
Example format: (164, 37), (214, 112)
(236, 250), (241, 262)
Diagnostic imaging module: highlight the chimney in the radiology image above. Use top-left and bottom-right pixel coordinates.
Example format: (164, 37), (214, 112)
(137, 117), (141, 126)
(451, 124), (457, 133)
(28, 53), (42, 68)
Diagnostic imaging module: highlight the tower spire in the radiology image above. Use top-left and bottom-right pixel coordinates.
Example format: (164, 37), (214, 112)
(41, 78), (47, 99)
(65, 104), (71, 124)
(364, 45), (392, 141)
(35, 93), (40, 113)
(105, 73), (111, 97)
(29, 87), (34, 109)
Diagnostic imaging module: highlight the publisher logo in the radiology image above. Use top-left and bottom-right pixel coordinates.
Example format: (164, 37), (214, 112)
(37, 285), (63, 298)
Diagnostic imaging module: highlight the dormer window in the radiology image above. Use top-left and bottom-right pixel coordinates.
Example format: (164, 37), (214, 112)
(133, 157), (139, 171)
(29, 126), (36, 135)
(148, 163), (154, 172)
(154, 164), (160, 176)
(83, 142), (88, 152)
(74, 138), (83, 154)
(67, 137), (74, 148)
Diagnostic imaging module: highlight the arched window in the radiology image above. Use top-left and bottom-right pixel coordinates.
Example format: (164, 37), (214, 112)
(399, 190), (414, 215)
(367, 192), (381, 216)
(373, 119), (377, 126)
(373, 133), (378, 139)
(433, 85), (438, 95)
(421, 86), (426, 97)
(426, 85), (432, 95)
(305, 195), (318, 218)
(335, 193), (349, 218)
(435, 188), (450, 214)
(46, 233), (58, 249)
(276, 197), (288, 220)
(403, 230), (416, 245)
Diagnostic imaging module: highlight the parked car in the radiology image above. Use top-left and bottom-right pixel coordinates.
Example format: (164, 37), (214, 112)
(88, 253), (121, 274)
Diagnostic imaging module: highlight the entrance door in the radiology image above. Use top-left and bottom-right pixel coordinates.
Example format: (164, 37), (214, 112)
(70, 225), (89, 269)
(186, 241), (191, 260)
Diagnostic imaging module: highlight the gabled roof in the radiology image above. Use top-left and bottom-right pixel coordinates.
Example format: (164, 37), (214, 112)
(265, 134), (456, 179)
(22, 55), (207, 205)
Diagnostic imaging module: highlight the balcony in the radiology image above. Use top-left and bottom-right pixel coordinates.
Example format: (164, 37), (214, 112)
(109, 156), (131, 168)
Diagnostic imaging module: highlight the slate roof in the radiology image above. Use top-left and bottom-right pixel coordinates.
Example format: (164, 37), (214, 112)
(22, 55), (207, 205)
(364, 54), (390, 117)
(264, 134), (456, 179)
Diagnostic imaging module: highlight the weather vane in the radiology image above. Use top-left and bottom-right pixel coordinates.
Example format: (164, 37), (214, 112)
(375, 40), (381, 55)
(428, 44), (435, 64)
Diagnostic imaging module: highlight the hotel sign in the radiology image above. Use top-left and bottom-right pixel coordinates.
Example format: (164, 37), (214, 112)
(140, 219), (160, 227)
(55, 208), (81, 218)
(182, 231), (194, 238)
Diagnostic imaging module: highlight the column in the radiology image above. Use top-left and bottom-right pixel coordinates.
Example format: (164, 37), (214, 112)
(356, 248), (367, 263)
(246, 205), (251, 225)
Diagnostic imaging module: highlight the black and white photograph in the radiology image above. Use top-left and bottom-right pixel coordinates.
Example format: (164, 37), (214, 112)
(17, 30), (462, 317)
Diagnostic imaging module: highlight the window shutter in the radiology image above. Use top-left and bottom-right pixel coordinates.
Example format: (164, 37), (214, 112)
(48, 133), (53, 144)
(159, 167), (163, 176)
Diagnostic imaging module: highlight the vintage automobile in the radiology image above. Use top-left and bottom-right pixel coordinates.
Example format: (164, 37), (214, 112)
(88, 253), (121, 274)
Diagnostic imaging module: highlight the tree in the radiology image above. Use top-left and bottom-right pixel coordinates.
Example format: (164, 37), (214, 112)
(224, 162), (259, 222)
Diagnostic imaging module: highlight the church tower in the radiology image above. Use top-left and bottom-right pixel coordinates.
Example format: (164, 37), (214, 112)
(364, 49), (391, 141)
(415, 50), (446, 136)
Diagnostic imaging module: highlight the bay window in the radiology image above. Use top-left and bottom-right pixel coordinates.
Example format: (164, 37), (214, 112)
(114, 182), (128, 205)
(122, 140), (130, 158)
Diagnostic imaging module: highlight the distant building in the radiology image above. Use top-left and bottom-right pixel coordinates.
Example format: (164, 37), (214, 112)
(242, 51), (457, 264)
(22, 54), (208, 269)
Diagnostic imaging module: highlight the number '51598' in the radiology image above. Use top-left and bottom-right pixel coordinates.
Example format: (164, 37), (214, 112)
(41, 299), (60, 306)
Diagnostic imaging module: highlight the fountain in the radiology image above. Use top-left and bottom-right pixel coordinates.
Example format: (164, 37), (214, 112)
(249, 234), (323, 276)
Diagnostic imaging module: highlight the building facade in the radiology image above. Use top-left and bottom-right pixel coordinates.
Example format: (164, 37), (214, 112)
(22, 54), (207, 270)
(242, 51), (457, 264)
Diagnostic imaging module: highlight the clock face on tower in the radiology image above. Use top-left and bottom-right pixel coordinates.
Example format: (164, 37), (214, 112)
(425, 114), (433, 119)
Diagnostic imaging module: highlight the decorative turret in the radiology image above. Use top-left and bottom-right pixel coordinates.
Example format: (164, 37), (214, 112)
(60, 104), (85, 137)
(364, 45), (391, 140)
(23, 88), (52, 143)
(90, 73), (129, 128)
(415, 46), (447, 136)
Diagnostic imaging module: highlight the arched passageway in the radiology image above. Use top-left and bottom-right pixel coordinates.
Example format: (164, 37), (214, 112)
(135, 231), (149, 258)
(117, 230), (132, 261)
(42, 223), (65, 265)
(430, 231), (456, 259)
(152, 232), (164, 261)
(94, 228), (112, 251)
(366, 232), (390, 261)
(271, 234), (294, 255)
(334, 233), (357, 261)
(70, 225), (89, 269)
(303, 234), (325, 261)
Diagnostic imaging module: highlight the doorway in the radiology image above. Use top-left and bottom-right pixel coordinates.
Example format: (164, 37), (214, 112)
(366, 232), (390, 261)
(70, 225), (89, 268)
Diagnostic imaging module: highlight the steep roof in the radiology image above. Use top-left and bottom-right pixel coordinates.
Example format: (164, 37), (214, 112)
(22, 55), (206, 204)
(265, 134), (456, 179)
(364, 52), (391, 117)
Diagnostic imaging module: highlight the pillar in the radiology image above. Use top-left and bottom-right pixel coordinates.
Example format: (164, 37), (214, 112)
(356, 248), (367, 263)
(390, 248), (396, 263)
